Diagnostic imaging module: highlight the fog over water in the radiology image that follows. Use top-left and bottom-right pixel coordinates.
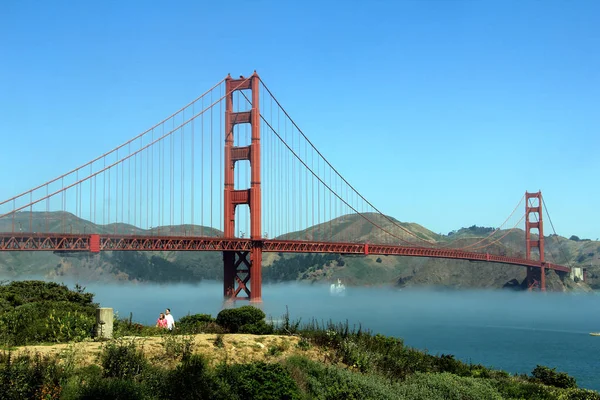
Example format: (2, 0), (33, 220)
(8, 278), (600, 391)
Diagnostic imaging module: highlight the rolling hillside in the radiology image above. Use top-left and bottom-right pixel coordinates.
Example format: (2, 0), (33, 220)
(0, 211), (597, 291)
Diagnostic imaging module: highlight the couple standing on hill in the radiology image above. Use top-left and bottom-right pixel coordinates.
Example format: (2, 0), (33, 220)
(156, 308), (175, 330)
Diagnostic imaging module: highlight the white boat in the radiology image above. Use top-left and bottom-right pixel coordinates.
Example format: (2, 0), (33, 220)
(590, 332), (600, 336)
(330, 279), (346, 296)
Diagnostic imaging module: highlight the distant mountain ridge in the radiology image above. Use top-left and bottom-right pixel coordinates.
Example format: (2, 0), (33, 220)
(0, 211), (597, 291)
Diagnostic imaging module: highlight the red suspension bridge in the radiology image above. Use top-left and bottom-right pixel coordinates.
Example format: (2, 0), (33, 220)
(0, 73), (570, 300)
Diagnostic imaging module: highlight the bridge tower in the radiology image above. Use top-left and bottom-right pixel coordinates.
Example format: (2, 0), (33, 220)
(525, 191), (546, 291)
(223, 73), (262, 302)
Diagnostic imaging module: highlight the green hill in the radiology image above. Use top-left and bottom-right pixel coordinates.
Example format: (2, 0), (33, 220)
(1, 211), (598, 291)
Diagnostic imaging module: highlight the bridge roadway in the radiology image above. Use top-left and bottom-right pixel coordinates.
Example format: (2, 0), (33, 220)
(0, 233), (570, 273)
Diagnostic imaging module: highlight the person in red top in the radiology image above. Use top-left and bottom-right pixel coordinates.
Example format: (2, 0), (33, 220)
(156, 313), (168, 328)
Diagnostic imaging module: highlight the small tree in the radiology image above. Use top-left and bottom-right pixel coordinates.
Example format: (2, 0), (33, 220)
(216, 306), (266, 333)
(531, 365), (577, 389)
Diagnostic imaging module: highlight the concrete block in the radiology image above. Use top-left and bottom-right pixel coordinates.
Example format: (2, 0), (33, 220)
(95, 307), (113, 339)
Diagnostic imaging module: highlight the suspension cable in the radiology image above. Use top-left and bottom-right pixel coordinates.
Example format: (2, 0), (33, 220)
(257, 80), (434, 245)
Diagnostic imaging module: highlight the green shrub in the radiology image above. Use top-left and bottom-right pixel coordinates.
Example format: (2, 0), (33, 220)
(267, 344), (284, 357)
(163, 354), (230, 400)
(531, 365), (577, 389)
(218, 361), (301, 400)
(339, 339), (373, 373)
(69, 377), (150, 400)
(138, 364), (170, 397)
(213, 333), (225, 348)
(0, 280), (97, 346)
(60, 365), (104, 399)
(297, 320), (497, 381)
(397, 372), (503, 400)
(296, 338), (311, 351)
(0, 352), (65, 400)
(100, 340), (148, 380)
(0, 280), (96, 308)
(177, 313), (220, 334)
(216, 306), (266, 333)
(239, 320), (274, 335)
(179, 313), (214, 325)
(433, 354), (472, 376)
(562, 388), (600, 400)
(161, 334), (194, 361)
(113, 317), (165, 338)
(284, 355), (400, 399)
(491, 377), (558, 400)
(0, 301), (95, 345)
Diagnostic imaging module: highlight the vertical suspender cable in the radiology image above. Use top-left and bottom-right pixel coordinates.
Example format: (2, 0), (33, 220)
(201, 97), (204, 236)
(210, 89), (214, 233)
(134, 152), (137, 229)
(181, 111), (184, 233)
(115, 151), (118, 233)
(108, 158), (111, 232)
(191, 103), (194, 235)
(220, 84), (223, 234)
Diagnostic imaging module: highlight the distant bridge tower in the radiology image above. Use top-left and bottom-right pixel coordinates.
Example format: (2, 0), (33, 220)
(525, 191), (546, 291)
(223, 73), (262, 302)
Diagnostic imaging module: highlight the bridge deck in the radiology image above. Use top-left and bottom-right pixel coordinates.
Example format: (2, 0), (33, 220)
(0, 233), (570, 273)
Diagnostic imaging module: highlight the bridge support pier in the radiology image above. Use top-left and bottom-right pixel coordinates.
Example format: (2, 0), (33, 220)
(526, 267), (535, 290)
(223, 248), (261, 301)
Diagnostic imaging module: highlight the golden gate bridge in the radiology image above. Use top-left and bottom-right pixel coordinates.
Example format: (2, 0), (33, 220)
(0, 73), (570, 300)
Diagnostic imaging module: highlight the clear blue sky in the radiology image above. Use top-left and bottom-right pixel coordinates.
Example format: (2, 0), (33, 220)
(1, 0), (598, 239)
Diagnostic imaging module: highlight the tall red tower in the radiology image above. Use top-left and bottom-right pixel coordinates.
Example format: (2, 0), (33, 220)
(525, 191), (545, 291)
(223, 73), (262, 302)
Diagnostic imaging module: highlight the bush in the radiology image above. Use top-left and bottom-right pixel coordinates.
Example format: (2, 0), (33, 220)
(161, 335), (194, 361)
(178, 313), (214, 325)
(218, 361), (301, 400)
(68, 377), (150, 400)
(213, 333), (225, 348)
(0, 352), (66, 400)
(562, 388), (600, 400)
(531, 365), (577, 389)
(1, 352), (46, 400)
(0, 281), (97, 346)
(239, 320), (274, 335)
(0, 301), (95, 345)
(100, 340), (148, 380)
(177, 314), (226, 335)
(60, 365), (104, 399)
(216, 306), (266, 333)
(0, 280), (95, 308)
(433, 354), (472, 376)
(491, 377), (557, 400)
(296, 338), (311, 351)
(164, 354), (230, 400)
(284, 355), (400, 399)
(396, 372), (504, 400)
(112, 317), (165, 338)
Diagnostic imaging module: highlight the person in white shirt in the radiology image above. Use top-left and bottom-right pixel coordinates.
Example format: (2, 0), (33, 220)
(165, 308), (175, 331)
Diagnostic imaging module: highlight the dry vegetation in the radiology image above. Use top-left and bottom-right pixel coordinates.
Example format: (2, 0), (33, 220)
(11, 333), (329, 369)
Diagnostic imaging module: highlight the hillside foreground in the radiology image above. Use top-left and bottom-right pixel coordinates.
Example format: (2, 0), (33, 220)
(11, 333), (323, 368)
(3, 281), (600, 399)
